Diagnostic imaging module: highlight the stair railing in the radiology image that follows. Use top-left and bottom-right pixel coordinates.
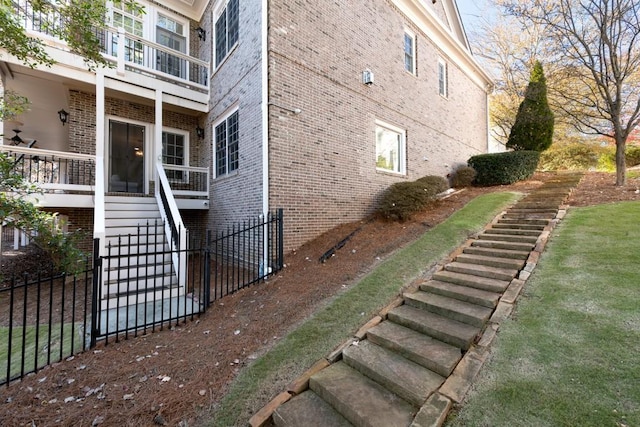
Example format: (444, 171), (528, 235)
(154, 162), (187, 289)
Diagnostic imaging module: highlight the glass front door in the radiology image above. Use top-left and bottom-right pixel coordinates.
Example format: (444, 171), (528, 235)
(109, 120), (145, 193)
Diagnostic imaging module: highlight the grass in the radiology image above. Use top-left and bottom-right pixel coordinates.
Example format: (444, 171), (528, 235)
(0, 322), (85, 384)
(447, 200), (640, 427)
(206, 191), (520, 426)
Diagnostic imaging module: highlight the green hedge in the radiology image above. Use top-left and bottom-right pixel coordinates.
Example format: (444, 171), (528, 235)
(376, 175), (449, 221)
(468, 151), (540, 186)
(538, 143), (600, 171)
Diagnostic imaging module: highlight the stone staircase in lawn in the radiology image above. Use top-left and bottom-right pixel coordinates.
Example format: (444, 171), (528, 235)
(259, 173), (582, 427)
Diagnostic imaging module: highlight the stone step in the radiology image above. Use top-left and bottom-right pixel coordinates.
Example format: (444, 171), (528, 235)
(471, 239), (535, 252)
(502, 212), (557, 220)
(433, 270), (510, 293)
(492, 223), (546, 231)
(389, 305), (480, 350)
(310, 362), (416, 427)
(343, 340), (445, 407)
(455, 253), (525, 270)
(508, 208), (558, 214)
(463, 246), (531, 260)
(477, 233), (539, 244)
(497, 218), (550, 227)
(273, 391), (353, 427)
(487, 227), (542, 237)
(367, 321), (462, 377)
(445, 261), (518, 281)
(405, 291), (493, 327)
(420, 280), (501, 308)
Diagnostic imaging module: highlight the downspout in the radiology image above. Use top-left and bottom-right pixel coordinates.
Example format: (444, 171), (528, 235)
(261, 0), (269, 216)
(261, 0), (271, 274)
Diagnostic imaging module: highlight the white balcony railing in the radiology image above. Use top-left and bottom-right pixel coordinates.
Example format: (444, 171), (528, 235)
(0, 145), (96, 193)
(162, 164), (210, 197)
(11, 0), (209, 94)
(102, 27), (209, 92)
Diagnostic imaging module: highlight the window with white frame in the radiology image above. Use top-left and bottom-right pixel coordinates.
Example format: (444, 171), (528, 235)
(214, 110), (239, 177)
(214, 0), (239, 67)
(404, 31), (416, 74)
(438, 58), (448, 97)
(156, 13), (187, 78)
(162, 130), (188, 181)
(375, 121), (406, 175)
(109, 1), (144, 64)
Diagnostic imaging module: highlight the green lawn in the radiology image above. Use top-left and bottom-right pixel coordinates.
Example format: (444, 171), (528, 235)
(0, 322), (84, 384)
(207, 192), (520, 426)
(447, 200), (640, 427)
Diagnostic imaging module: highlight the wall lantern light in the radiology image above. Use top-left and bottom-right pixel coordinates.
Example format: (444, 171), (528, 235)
(195, 27), (206, 41)
(58, 109), (69, 126)
(196, 126), (205, 139)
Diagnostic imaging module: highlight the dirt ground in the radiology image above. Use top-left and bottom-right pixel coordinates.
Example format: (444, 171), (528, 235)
(1, 171), (639, 427)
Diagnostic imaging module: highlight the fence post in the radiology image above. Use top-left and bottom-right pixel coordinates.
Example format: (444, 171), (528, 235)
(277, 208), (284, 270)
(90, 238), (102, 348)
(204, 230), (211, 308)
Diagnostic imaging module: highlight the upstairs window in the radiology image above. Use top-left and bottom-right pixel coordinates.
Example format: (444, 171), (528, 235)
(375, 120), (406, 175)
(215, 110), (239, 177)
(404, 31), (416, 74)
(214, 0), (239, 67)
(438, 58), (448, 98)
(156, 13), (187, 77)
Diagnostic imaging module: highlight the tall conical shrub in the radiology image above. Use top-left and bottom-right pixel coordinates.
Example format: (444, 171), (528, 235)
(507, 60), (554, 151)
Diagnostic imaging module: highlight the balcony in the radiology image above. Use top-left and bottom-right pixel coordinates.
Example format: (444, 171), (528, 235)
(10, 0), (209, 108)
(0, 145), (209, 209)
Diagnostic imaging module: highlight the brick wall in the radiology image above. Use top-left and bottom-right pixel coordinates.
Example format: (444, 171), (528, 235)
(267, 0), (489, 251)
(205, 0), (265, 232)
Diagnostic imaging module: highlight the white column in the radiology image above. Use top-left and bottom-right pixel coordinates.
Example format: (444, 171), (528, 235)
(154, 89), (163, 194)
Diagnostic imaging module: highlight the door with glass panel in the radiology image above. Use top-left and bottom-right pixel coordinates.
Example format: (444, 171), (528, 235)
(108, 120), (145, 193)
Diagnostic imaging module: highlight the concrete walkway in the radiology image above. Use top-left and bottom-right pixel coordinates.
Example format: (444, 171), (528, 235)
(250, 173), (583, 427)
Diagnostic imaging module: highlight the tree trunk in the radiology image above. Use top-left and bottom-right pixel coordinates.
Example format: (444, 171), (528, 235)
(615, 134), (626, 186)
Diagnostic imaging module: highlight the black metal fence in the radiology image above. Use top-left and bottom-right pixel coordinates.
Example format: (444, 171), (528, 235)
(1, 210), (284, 386)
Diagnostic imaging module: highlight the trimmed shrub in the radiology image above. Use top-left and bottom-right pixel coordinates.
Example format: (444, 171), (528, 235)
(538, 143), (600, 171)
(450, 166), (477, 187)
(468, 151), (540, 186)
(625, 145), (640, 167)
(415, 175), (449, 195)
(376, 175), (449, 221)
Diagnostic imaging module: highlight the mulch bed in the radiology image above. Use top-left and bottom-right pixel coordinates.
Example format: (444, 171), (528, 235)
(0, 172), (638, 427)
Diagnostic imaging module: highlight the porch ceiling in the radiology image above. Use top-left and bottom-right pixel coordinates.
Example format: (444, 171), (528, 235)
(155, 0), (209, 22)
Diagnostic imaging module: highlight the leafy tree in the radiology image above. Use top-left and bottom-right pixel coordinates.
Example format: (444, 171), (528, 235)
(502, 0), (640, 185)
(507, 60), (554, 151)
(0, 153), (86, 273)
(0, 0), (143, 70)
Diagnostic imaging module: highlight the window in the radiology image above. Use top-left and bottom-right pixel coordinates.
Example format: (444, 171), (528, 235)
(438, 59), (448, 97)
(215, 110), (239, 177)
(157, 14), (187, 78)
(162, 131), (187, 181)
(375, 121), (406, 175)
(110, 1), (144, 65)
(404, 31), (416, 74)
(214, 0), (239, 67)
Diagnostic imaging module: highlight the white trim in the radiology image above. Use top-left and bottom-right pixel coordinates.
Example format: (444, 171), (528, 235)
(438, 58), (448, 98)
(161, 126), (190, 167)
(404, 28), (417, 75)
(375, 119), (407, 176)
(392, 0), (493, 91)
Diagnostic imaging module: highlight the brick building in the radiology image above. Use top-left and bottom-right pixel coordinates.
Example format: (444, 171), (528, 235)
(208, 0), (493, 251)
(1, 0), (491, 256)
